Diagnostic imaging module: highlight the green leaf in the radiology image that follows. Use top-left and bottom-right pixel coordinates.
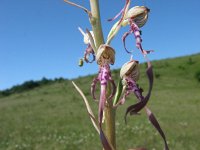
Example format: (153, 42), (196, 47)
(113, 79), (123, 106)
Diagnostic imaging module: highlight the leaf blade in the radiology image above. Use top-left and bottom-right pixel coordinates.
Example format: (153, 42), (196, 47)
(72, 81), (100, 134)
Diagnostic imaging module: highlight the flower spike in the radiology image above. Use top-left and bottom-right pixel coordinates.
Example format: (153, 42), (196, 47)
(67, 0), (169, 149)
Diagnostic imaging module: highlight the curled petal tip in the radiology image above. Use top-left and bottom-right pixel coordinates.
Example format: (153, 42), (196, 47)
(143, 49), (154, 55)
(122, 31), (133, 54)
(78, 27), (86, 36)
(108, 79), (116, 100)
(91, 78), (99, 101)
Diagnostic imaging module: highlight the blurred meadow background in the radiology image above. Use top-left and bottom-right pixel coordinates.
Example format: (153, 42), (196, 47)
(1, 0), (200, 150)
(0, 54), (200, 150)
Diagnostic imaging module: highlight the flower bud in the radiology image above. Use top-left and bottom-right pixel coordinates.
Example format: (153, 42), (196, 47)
(122, 6), (150, 28)
(83, 31), (94, 45)
(120, 60), (140, 81)
(78, 58), (84, 67)
(96, 44), (115, 65)
(78, 27), (95, 45)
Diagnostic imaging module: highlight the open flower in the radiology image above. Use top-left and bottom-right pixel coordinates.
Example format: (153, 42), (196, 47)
(115, 59), (154, 119)
(115, 60), (143, 110)
(106, 3), (153, 55)
(116, 60), (169, 150)
(91, 44), (116, 125)
(122, 6), (153, 55)
(78, 27), (96, 65)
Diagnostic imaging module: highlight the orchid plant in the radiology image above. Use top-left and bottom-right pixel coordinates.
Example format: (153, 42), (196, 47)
(65, 0), (169, 149)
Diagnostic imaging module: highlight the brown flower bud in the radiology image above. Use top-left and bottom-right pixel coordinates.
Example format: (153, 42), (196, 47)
(96, 44), (115, 65)
(120, 60), (140, 81)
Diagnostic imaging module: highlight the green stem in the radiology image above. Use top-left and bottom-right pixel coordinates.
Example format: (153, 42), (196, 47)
(89, 1), (116, 149)
(89, 0), (104, 48)
(105, 99), (116, 149)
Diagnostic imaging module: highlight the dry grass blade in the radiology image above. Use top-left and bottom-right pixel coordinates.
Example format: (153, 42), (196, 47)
(64, 0), (91, 16)
(72, 81), (100, 134)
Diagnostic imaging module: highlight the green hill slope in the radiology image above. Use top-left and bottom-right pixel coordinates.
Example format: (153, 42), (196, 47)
(0, 54), (200, 150)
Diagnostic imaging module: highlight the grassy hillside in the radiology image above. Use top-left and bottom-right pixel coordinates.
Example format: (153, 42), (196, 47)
(0, 54), (200, 150)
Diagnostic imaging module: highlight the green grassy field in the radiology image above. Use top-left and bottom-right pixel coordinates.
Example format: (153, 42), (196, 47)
(0, 54), (200, 150)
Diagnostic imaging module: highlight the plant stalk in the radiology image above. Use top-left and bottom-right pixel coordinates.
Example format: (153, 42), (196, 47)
(105, 99), (116, 149)
(89, 0), (116, 149)
(89, 0), (104, 48)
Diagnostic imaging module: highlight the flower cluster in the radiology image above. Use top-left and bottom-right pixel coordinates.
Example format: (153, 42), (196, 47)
(67, 0), (169, 149)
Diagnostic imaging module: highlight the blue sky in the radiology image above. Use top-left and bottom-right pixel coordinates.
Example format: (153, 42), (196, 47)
(0, 0), (200, 90)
